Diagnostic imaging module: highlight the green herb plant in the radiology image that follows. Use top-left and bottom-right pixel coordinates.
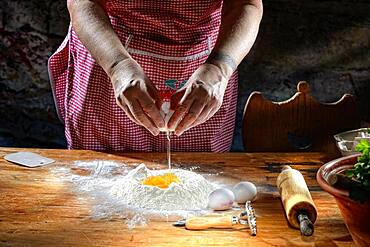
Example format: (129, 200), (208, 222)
(346, 139), (370, 202)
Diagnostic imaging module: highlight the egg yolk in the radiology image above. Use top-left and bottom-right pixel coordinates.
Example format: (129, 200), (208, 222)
(142, 173), (180, 188)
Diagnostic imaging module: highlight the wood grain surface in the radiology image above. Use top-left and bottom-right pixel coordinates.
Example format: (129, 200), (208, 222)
(0, 148), (354, 246)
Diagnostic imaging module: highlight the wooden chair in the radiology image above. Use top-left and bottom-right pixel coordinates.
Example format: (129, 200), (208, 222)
(242, 81), (360, 157)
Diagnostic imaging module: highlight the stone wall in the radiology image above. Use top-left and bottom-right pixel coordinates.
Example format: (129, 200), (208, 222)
(1, 1), (69, 148)
(1, 0), (369, 151)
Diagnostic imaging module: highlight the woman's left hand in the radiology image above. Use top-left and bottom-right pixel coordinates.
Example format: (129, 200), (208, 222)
(167, 63), (230, 136)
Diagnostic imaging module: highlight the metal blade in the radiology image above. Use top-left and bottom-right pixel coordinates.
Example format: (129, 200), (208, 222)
(245, 201), (257, 236)
(173, 219), (186, 227)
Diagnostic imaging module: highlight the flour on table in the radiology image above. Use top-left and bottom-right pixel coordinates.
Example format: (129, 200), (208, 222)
(110, 164), (215, 211)
(51, 161), (217, 228)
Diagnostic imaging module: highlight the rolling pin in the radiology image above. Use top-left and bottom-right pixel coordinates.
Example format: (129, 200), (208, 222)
(276, 165), (317, 236)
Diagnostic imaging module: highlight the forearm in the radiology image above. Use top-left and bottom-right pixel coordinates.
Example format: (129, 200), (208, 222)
(67, 0), (131, 77)
(207, 0), (263, 77)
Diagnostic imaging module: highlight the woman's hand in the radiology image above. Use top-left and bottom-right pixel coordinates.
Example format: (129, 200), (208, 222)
(168, 63), (229, 136)
(111, 59), (164, 135)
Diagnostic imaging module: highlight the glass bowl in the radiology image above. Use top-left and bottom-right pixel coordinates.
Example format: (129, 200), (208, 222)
(334, 128), (370, 156)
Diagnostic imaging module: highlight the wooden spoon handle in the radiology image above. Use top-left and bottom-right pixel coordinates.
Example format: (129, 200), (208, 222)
(185, 216), (238, 230)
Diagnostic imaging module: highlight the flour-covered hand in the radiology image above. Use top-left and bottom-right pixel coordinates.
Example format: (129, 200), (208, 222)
(168, 63), (229, 136)
(111, 59), (164, 135)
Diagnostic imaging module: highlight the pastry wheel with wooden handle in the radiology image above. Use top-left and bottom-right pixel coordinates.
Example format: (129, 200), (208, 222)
(173, 201), (257, 236)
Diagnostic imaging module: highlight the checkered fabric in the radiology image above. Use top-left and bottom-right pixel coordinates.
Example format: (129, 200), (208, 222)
(48, 0), (238, 152)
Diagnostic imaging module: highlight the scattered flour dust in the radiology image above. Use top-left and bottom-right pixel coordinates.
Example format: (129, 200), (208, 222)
(52, 161), (216, 228)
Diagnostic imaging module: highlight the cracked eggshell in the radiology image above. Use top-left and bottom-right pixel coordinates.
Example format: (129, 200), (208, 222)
(207, 188), (235, 211)
(232, 181), (257, 204)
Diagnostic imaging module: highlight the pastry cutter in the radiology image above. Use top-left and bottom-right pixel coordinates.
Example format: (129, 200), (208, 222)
(173, 201), (257, 236)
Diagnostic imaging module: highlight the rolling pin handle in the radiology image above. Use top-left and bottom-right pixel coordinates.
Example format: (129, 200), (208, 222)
(298, 213), (314, 236)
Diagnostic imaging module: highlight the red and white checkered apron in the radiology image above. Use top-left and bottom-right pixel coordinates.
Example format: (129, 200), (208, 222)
(48, 0), (238, 152)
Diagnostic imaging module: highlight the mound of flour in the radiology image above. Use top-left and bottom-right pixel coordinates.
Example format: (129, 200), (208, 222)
(110, 164), (215, 211)
(52, 161), (217, 225)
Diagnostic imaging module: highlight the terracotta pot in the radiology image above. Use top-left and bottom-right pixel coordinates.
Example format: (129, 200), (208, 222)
(317, 154), (370, 247)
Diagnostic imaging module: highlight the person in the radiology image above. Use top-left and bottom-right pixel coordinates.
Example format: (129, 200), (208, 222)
(48, 0), (263, 152)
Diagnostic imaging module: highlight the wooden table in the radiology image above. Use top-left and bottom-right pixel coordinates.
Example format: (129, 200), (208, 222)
(0, 148), (353, 246)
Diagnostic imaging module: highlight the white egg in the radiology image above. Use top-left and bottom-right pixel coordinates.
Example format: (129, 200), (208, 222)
(232, 181), (257, 204)
(207, 188), (235, 211)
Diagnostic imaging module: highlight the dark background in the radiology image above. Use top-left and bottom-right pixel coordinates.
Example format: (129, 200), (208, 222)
(1, 0), (370, 151)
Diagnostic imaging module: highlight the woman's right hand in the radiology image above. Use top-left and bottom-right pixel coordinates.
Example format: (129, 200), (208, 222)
(110, 59), (164, 136)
